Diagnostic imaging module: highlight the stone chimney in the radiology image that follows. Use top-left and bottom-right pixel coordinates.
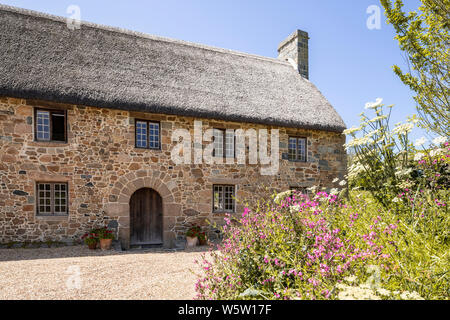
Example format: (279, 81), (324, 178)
(277, 30), (309, 79)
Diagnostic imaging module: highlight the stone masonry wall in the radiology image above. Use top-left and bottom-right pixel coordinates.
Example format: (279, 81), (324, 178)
(0, 97), (346, 247)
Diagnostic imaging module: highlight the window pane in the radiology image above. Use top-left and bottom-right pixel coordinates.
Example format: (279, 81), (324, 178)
(213, 129), (224, 158)
(36, 111), (50, 141)
(136, 121), (147, 148)
(224, 186), (235, 212)
(149, 122), (160, 149)
(298, 138), (306, 162)
(213, 185), (223, 212)
(225, 131), (235, 158)
(51, 112), (66, 142)
(288, 137), (297, 161)
(38, 183), (52, 214)
(54, 183), (67, 214)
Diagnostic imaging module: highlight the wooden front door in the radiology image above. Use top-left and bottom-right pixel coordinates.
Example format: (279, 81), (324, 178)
(130, 188), (163, 245)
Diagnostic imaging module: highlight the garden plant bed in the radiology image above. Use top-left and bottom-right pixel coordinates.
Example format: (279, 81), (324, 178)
(0, 246), (207, 300)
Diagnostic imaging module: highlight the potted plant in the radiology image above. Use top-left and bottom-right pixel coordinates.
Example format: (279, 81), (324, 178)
(198, 231), (207, 246)
(186, 225), (201, 248)
(97, 227), (115, 250)
(81, 233), (99, 250)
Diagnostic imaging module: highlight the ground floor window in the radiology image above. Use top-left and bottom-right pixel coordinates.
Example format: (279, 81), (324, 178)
(36, 182), (68, 215)
(213, 185), (235, 213)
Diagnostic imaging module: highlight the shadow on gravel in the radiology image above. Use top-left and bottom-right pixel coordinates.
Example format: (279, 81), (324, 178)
(0, 245), (212, 262)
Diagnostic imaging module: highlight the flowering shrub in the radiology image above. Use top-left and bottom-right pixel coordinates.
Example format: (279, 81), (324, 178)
(195, 191), (405, 300)
(195, 188), (449, 300)
(344, 99), (448, 209)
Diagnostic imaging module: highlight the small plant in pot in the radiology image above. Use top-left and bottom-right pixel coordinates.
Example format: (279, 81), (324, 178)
(81, 233), (99, 250)
(186, 225), (201, 248)
(97, 227), (115, 250)
(198, 231), (208, 246)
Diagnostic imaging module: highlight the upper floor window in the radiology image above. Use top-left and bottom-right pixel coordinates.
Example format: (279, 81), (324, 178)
(213, 128), (235, 158)
(35, 109), (67, 142)
(36, 182), (68, 216)
(135, 120), (160, 150)
(213, 185), (235, 213)
(288, 137), (307, 162)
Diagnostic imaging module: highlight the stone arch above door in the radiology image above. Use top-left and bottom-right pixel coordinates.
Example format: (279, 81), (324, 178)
(104, 170), (181, 248)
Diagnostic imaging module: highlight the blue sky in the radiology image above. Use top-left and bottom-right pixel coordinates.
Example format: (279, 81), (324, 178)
(1, 0), (425, 139)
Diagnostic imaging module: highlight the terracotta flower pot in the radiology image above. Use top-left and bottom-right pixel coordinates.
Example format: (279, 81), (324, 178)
(100, 238), (113, 250)
(186, 236), (198, 248)
(199, 238), (207, 246)
(88, 242), (97, 250)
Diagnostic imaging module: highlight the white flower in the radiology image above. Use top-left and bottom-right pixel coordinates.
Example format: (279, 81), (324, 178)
(344, 276), (357, 283)
(343, 127), (361, 135)
(392, 123), (414, 136)
(429, 148), (445, 157)
(289, 205), (301, 214)
(345, 137), (371, 149)
(369, 115), (387, 123)
(400, 291), (424, 300)
(392, 197), (401, 203)
(414, 137), (427, 147)
(365, 98), (383, 110)
(332, 178), (339, 183)
(395, 168), (413, 177)
(432, 136), (448, 145)
(330, 188), (339, 195)
(274, 190), (292, 204)
(339, 180), (347, 187)
(414, 153), (425, 161)
(377, 288), (391, 297)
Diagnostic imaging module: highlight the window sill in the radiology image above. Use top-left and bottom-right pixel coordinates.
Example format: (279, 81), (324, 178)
(35, 215), (69, 221)
(29, 141), (69, 147)
(134, 147), (162, 152)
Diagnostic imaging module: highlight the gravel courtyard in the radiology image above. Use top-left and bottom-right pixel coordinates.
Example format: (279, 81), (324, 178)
(0, 246), (207, 300)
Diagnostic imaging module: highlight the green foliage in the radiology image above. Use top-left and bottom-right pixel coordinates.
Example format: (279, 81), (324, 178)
(195, 189), (449, 300)
(186, 225), (202, 238)
(380, 0), (450, 136)
(344, 100), (448, 208)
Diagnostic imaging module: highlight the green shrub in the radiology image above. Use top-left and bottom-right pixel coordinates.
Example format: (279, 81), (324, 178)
(195, 189), (448, 300)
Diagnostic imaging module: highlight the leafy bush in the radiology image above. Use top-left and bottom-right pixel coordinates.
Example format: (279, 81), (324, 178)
(344, 99), (448, 208)
(195, 189), (448, 300)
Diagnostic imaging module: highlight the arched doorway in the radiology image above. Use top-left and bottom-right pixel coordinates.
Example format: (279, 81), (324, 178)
(130, 188), (163, 246)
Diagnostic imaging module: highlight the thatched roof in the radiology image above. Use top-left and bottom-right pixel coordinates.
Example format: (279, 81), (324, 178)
(0, 5), (346, 132)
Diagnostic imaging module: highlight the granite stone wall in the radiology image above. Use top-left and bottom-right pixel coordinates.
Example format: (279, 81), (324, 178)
(0, 97), (347, 248)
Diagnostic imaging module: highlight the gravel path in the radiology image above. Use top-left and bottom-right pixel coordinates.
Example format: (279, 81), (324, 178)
(0, 246), (207, 300)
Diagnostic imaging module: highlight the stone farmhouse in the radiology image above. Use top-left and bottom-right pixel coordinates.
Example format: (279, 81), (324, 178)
(0, 5), (347, 248)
